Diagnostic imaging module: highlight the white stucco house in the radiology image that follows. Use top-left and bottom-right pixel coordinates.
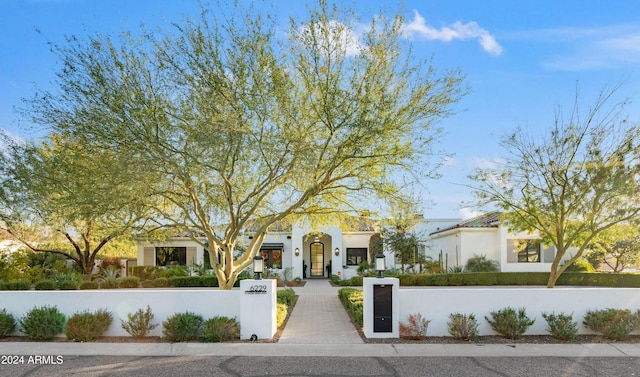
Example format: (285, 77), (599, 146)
(137, 217), (380, 280)
(428, 212), (572, 272)
(136, 212), (572, 279)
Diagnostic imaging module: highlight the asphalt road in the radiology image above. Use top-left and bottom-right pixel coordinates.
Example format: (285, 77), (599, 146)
(1, 356), (639, 377)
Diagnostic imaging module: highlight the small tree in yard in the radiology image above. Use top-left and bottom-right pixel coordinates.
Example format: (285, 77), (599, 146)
(0, 134), (156, 276)
(25, 1), (465, 289)
(585, 223), (640, 272)
(472, 85), (640, 287)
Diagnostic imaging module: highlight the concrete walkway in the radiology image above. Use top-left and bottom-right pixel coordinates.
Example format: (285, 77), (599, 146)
(278, 278), (363, 344)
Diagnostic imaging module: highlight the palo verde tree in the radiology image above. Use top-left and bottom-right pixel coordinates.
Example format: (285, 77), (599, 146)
(585, 223), (640, 272)
(472, 85), (640, 287)
(24, 1), (465, 288)
(0, 133), (156, 276)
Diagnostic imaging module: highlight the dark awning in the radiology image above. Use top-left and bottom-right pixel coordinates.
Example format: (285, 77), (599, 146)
(260, 243), (284, 250)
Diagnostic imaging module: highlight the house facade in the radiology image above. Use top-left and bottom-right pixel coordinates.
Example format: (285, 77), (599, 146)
(136, 212), (571, 278)
(137, 218), (379, 280)
(428, 212), (571, 272)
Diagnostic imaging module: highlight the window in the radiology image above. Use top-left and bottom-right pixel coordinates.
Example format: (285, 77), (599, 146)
(517, 240), (540, 263)
(346, 248), (367, 266)
(261, 248), (282, 269)
(156, 247), (186, 266)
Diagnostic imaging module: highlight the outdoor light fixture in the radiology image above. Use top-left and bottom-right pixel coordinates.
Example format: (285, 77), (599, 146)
(294, 248), (300, 256)
(335, 248), (340, 256)
(253, 255), (264, 280)
(375, 253), (385, 278)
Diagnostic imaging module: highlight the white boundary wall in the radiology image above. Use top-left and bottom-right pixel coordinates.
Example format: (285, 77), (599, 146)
(1, 289), (242, 337)
(399, 287), (640, 337)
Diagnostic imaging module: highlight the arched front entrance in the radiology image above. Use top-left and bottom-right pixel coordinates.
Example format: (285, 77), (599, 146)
(310, 242), (324, 277)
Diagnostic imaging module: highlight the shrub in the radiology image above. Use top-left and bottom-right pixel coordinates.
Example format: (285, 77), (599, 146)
(54, 272), (81, 290)
(399, 313), (431, 339)
(119, 276), (140, 288)
(349, 276), (363, 286)
(542, 312), (578, 341)
(338, 288), (363, 327)
(3, 280), (31, 290)
(79, 281), (99, 290)
(99, 278), (119, 289)
(276, 303), (288, 327)
(583, 308), (638, 341)
(563, 257), (595, 272)
(464, 254), (499, 272)
(485, 307), (535, 339)
(66, 308), (113, 342)
(162, 312), (204, 342)
(447, 313), (479, 341)
(34, 279), (57, 290)
(19, 305), (66, 340)
(159, 265), (188, 278)
(129, 265), (161, 281)
(121, 306), (158, 338)
(0, 309), (16, 337)
(277, 288), (296, 306)
(202, 316), (239, 342)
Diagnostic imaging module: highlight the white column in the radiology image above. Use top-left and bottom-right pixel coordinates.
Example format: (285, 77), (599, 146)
(240, 279), (277, 340)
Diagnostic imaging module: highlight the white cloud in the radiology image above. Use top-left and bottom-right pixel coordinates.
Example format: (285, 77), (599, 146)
(402, 10), (503, 56)
(471, 156), (504, 170)
(459, 207), (481, 220)
(297, 20), (365, 58)
(442, 156), (457, 167)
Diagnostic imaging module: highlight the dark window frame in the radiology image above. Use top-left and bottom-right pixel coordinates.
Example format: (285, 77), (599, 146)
(346, 247), (368, 266)
(156, 246), (187, 266)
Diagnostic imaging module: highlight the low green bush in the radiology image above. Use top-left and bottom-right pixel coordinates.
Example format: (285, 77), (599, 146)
(0, 309), (16, 337)
(121, 306), (158, 338)
(79, 281), (99, 290)
(447, 313), (479, 341)
(54, 273), (81, 290)
(542, 312), (578, 341)
(159, 265), (188, 278)
(99, 278), (119, 289)
(583, 308), (639, 341)
(19, 305), (66, 340)
(169, 276), (216, 287)
(485, 307), (535, 340)
(276, 303), (288, 327)
(349, 276), (363, 286)
(277, 288), (296, 306)
(129, 266), (162, 281)
(202, 316), (240, 342)
(163, 312), (204, 342)
(338, 288), (363, 327)
(34, 279), (57, 290)
(3, 280), (31, 290)
(65, 308), (113, 342)
(465, 254), (500, 272)
(119, 276), (141, 288)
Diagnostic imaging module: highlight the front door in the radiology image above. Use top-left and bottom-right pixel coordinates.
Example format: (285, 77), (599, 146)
(310, 242), (324, 277)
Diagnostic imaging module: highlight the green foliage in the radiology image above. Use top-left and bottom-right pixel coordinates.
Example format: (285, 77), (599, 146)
(485, 307), (535, 339)
(121, 306), (158, 338)
(19, 305), (66, 340)
(368, 233), (383, 261)
(162, 312), (204, 342)
(357, 261), (374, 277)
(276, 303), (288, 328)
(79, 280), (99, 290)
(34, 279), (57, 290)
(129, 266), (161, 281)
(0, 309), (16, 337)
(277, 288), (296, 307)
(159, 266), (188, 278)
(32, 1), (464, 290)
(563, 257), (595, 272)
(118, 276), (140, 288)
(99, 278), (119, 289)
(338, 288), (363, 327)
(471, 85), (640, 288)
(202, 316), (240, 342)
(2, 279), (31, 290)
(54, 272), (81, 290)
(169, 276), (217, 287)
(542, 312), (578, 341)
(65, 308), (113, 342)
(583, 308), (639, 341)
(399, 313), (431, 339)
(447, 313), (479, 341)
(586, 223), (640, 273)
(464, 254), (500, 272)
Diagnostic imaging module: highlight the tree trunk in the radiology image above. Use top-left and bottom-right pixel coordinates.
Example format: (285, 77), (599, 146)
(547, 268), (559, 288)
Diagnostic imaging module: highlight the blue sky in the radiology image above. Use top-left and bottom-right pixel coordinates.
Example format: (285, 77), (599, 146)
(1, 0), (640, 219)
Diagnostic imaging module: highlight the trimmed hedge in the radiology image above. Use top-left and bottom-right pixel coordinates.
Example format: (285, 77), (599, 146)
(338, 288), (363, 327)
(396, 272), (640, 287)
(2, 280), (31, 291)
(169, 276), (217, 287)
